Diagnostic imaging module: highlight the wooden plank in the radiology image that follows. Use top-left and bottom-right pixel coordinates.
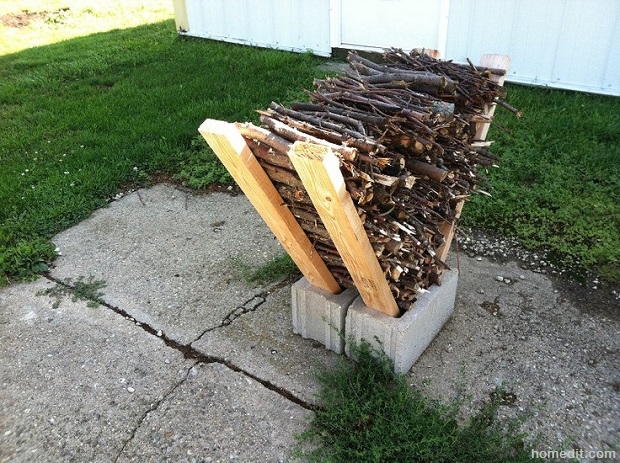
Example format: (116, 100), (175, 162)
(171, 0), (189, 33)
(288, 141), (400, 317)
(413, 48), (441, 59)
(475, 54), (511, 141)
(479, 54), (511, 78)
(436, 200), (465, 263)
(198, 119), (341, 294)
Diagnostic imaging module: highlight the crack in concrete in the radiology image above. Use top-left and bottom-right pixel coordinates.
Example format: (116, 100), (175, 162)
(222, 294), (266, 326)
(135, 190), (146, 206)
(112, 362), (199, 463)
(192, 293), (266, 341)
(192, 275), (297, 342)
(41, 274), (318, 413)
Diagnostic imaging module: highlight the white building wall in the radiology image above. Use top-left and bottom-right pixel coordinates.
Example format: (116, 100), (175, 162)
(445, 0), (620, 96)
(335, 0), (450, 55)
(184, 0), (331, 56)
(180, 0), (620, 96)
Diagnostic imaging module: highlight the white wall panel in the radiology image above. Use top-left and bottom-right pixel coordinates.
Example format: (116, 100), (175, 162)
(338, 0), (450, 54)
(184, 0), (331, 56)
(445, 0), (620, 95)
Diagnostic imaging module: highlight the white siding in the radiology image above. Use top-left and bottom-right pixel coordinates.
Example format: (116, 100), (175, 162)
(336, 0), (450, 55)
(445, 0), (620, 95)
(183, 0), (331, 56)
(180, 0), (620, 95)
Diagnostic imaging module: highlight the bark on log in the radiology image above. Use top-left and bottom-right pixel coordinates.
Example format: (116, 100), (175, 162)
(236, 122), (292, 155)
(406, 159), (449, 182)
(259, 115), (359, 162)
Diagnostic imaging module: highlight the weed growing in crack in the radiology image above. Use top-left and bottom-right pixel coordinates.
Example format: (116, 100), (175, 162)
(230, 253), (300, 286)
(244, 253), (299, 284)
(37, 276), (106, 309)
(295, 340), (552, 463)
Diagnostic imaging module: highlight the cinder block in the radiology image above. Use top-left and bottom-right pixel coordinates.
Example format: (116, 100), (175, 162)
(345, 268), (459, 373)
(291, 278), (358, 354)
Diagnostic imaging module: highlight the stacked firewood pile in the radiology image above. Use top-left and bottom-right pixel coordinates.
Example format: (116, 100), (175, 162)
(237, 49), (510, 312)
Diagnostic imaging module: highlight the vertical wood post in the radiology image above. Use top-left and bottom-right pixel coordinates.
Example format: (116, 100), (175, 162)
(436, 200), (465, 263)
(475, 54), (511, 141)
(288, 141), (400, 317)
(198, 119), (341, 294)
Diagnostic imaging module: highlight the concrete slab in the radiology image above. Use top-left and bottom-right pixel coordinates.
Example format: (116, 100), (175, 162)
(116, 362), (313, 463)
(407, 256), (620, 453)
(50, 185), (284, 345)
(0, 279), (191, 462)
(345, 268), (459, 373)
(3, 181), (618, 459)
(192, 285), (341, 405)
(291, 277), (358, 354)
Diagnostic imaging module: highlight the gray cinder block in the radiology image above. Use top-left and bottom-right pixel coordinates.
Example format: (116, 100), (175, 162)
(345, 268), (459, 373)
(291, 278), (358, 354)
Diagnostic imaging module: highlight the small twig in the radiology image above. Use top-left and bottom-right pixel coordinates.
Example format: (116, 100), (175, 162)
(494, 98), (523, 117)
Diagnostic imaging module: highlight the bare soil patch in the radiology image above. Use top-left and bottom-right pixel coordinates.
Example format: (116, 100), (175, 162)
(1, 8), (69, 28)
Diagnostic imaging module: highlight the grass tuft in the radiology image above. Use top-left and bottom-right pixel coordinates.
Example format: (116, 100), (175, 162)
(241, 253), (299, 285)
(297, 341), (552, 463)
(0, 237), (56, 283)
(37, 275), (106, 309)
(173, 136), (233, 189)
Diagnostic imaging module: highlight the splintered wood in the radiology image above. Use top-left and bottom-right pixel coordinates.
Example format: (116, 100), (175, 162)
(237, 49), (510, 314)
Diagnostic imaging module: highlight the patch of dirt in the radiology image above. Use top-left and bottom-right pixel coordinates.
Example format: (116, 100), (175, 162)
(554, 275), (620, 323)
(1, 11), (44, 28)
(480, 296), (502, 317)
(1, 8), (69, 28)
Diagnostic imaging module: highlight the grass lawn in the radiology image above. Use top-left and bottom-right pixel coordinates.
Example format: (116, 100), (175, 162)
(466, 85), (620, 282)
(0, 1), (322, 282)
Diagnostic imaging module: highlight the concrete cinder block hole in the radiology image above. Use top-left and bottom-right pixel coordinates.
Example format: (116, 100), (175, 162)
(291, 277), (359, 354)
(345, 268), (459, 373)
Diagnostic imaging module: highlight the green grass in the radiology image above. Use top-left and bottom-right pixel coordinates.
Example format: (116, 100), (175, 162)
(37, 275), (106, 309)
(0, 2), (323, 284)
(465, 85), (620, 281)
(173, 136), (233, 189)
(230, 253), (300, 286)
(1, 1), (618, 285)
(297, 342), (552, 462)
(245, 253), (300, 284)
